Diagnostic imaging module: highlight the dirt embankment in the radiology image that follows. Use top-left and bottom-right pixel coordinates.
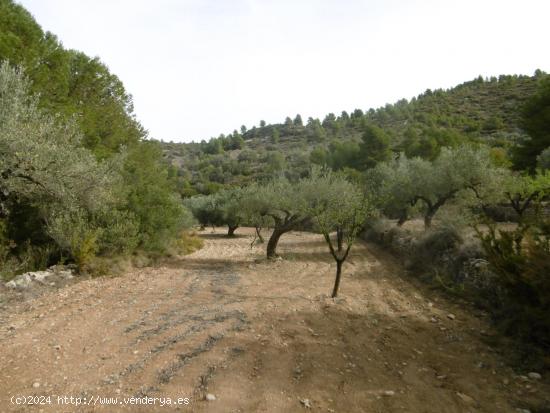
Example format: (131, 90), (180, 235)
(0, 228), (548, 412)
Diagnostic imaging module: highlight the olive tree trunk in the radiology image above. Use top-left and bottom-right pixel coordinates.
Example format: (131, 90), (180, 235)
(267, 228), (286, 258)
(331, 259), (344, 298)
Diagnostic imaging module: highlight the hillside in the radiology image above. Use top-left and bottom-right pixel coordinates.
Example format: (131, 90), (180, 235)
(159, 72), (544, 196)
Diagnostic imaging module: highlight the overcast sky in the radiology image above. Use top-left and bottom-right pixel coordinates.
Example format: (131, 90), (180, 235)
(19, 0), (550, 142)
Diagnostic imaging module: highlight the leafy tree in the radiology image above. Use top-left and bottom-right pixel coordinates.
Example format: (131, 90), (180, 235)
(241, 178), (310, 258)
(184, 195), (223, 230)
(358, 124), (392, 169)
(365, 156), (418, 226)
(260, 120), (266, 127)
(303, 169), (376, 297)
(264, 152), (286, 173)
(294, 114), (303, 127)
(239, 185), (274, 244)
(65, 51), (145, 158)
(185, 188), (244, 236)
(415, 146), (501, 227)
(0, 1), (146, 159)
(122, 142), (191, 252)
(328, 140), (361, 170)
(214, 188), (244, 236)
(0, 62), (122, 268)
(513, 75), (550, 171)
(203, 138), (223, 154)
(322, 113), (337, 129)
(369, 146), (501, 228)
(502, 171), (550, 221)
(310, 147), (329, 166)
(340, 110), (350, 122)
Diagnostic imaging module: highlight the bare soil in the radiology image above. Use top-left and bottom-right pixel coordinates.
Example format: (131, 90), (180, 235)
(1, 228), (548, 412)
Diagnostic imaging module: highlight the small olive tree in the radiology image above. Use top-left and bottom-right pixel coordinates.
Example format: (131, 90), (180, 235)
(215, 188), (244, 236)
(303, 169), (376, 297)
(502, 170), (550, 221)
(184, 195), (223, 230)
(238, 184), (274, 245)
(184, 188), (244, 236)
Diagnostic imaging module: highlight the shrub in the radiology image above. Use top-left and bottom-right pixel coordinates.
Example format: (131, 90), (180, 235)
(96, 209), (140, 255)
(476, 222), (550, 356)
(175, 231), (204, 255)
(409, 226), (462, 272)
(47, 209), (100, 271)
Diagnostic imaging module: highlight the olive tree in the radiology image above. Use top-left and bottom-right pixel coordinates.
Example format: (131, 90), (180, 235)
(0, 62), (115, 216)
(0, 62), (125, 266)
(214, 188), (244, 236)
(502, 170), (550, 221)
(241, 178), (310, 258)
(184, 188), (244, 236)
(238, 184), (274, 245)
(184, 194), (224, 231)
(369, 146), (501, 228)
(365, 156), (418, 226)
(303, 169), (376, 297)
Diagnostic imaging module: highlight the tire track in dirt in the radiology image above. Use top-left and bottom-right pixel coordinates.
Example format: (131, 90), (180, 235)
(1, 228), (549, 412)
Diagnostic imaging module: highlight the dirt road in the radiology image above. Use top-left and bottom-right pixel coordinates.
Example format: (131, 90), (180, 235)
(1, 228), (548, 412)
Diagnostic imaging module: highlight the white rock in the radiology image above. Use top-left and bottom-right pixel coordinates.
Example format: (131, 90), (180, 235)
(527, 372), (542, 380)
(456, 392), (475, 405)
(383, 390), (395, 396)
(299, 398), (311, 408)
(30, 271), (51, 284)
(447, 313), (456, 320)
(32, 382), (40, 388)
(5, 280), (17, 289)
(205, 394), (216, 401)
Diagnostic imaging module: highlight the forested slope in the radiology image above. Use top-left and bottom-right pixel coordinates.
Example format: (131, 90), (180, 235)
(160, 72), (545, 196)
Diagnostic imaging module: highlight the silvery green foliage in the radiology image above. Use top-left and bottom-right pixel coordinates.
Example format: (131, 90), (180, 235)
(367, 145), (505, 226)
(0, 62), (116, 214)
(213, 187), (244, 229)
(239, 177), (310, 227)
(238, 184), (274, 229)
(302, 167), (377, 260)
(0, 62), (119, 255)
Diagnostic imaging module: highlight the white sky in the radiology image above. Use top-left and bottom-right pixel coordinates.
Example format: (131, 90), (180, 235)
(19, 0), (550, 142)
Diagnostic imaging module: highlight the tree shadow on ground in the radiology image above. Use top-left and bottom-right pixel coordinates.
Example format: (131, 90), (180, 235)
(163, 257), (250, 271)
(279, 251), (332, 263)
(198, 233), (250, 239)
(209, 304), (538, 413)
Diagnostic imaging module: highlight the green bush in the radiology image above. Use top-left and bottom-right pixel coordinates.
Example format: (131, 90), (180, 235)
(47, 209), (101, 271)
(409, 226), (462, 272)
(96, 209), (140, 255)
(122, 143), (193, 253)
(476, 223), (550, 354)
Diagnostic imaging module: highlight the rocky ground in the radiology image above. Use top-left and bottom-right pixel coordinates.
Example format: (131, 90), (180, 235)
(0, 228), (548, 412)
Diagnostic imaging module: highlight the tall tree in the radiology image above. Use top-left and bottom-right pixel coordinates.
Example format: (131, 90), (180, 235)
(513, 75), (550, 171)
(358, 124), (392, 169)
